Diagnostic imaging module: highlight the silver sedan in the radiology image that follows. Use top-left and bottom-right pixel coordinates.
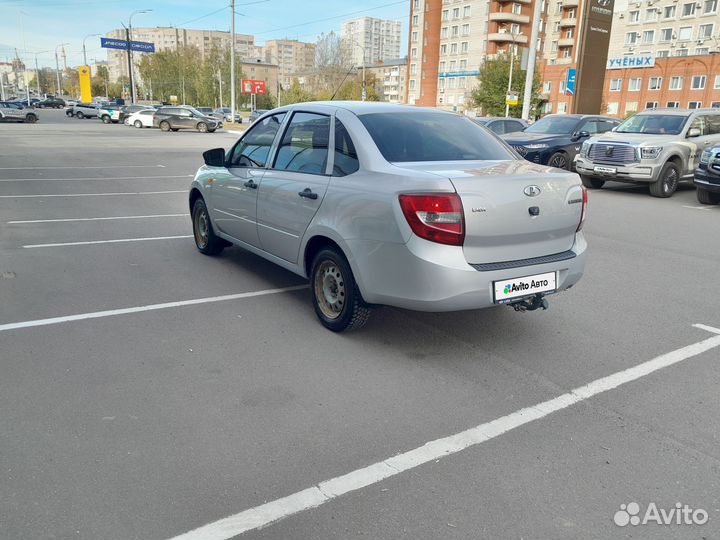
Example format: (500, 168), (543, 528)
(189, 102), (587, 331)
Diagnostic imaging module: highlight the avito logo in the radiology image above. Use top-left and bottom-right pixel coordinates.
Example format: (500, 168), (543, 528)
(504, 278), (550, 295)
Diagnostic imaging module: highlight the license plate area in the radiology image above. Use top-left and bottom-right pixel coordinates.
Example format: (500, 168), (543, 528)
(494, 271), (557, 304)
(594, 165), (617, 175)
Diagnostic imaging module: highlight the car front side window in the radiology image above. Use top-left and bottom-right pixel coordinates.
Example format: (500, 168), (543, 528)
(273, 112), (330, 175)
(228, 113), (286, 168)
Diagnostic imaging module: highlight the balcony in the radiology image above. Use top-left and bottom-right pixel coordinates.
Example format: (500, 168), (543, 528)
(489, 12), (530, 23)
(563, 0), (579, 6)
(559, 17), (577, 27)
(558, 37), (575, 47)
(488, 33), (529, 44)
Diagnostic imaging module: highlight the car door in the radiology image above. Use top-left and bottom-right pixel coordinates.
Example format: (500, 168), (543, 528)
(256, 111), (332, 263)
(210, 112), (287, 246)
(685, 115), (716, 173)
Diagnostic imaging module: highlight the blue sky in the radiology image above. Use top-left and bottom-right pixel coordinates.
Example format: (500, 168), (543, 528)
(0, 0), (409, 68)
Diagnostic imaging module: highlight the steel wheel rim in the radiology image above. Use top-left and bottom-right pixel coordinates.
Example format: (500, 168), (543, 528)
(199, 123), (207, 132)
(664, 169), (678, 193)
(551, 155), (567, 169)
(314, 261), (345, 319)
(195, 209), (209, 248)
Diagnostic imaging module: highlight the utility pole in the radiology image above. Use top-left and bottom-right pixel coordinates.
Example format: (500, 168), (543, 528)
(218, 69), (223, 108)
(0, 72), (5, 101)
(505, 43), (515, 118)
(34, 53), (43, 97)
(522, 0), (543, 121)
(83, 34), (101, 67)
(54, 42), (68, 97)
(122, 24), (134, 103)
(230, 0), (236, 122)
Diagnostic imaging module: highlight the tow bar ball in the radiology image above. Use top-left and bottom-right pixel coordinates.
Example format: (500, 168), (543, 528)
(512, 294), (549, 312)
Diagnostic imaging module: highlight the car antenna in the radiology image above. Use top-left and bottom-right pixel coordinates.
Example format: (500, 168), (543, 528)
(329, 65), (357, 101)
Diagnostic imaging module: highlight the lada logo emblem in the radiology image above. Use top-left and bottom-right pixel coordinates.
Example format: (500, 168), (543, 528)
(524, 185), (541, 197)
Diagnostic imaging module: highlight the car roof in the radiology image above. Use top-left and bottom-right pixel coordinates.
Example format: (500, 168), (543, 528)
(635, 108), (715, 115)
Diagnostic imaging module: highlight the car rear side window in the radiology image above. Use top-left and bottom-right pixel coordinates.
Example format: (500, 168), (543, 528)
(333, 119), (359, 176)
(359, 112), (514, 162)
(228, 112), (286, 168)
(273, 112), (330, 175)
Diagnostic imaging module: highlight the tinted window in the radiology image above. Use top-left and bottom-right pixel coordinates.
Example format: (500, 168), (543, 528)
(360, 112), (514, 162)
(578, 119), (602, 134)
(274, 112), (330, 175)
(525, 116), (579, 134)
(615, 114), (688, 134)
(487, 121), (505, 135)
(140, 110), (153, 116)
(596, 120), (618, 133)
(504, 120), (526, 133)
(333, 119), (359, 176)
(229, 113), (286, 168)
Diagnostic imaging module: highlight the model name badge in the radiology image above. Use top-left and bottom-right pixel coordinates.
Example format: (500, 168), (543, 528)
(471, 207), (487, 213)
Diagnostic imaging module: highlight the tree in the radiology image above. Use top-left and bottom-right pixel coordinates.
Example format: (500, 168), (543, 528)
(280, 79), (315, 105)
(470, 53), (541, 117)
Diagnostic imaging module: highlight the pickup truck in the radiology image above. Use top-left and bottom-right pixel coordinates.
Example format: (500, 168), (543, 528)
(575, 108), (720, 197)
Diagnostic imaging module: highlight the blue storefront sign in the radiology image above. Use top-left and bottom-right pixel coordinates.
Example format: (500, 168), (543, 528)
(565, 68), (577, 96)
(101, 37), (155, 53)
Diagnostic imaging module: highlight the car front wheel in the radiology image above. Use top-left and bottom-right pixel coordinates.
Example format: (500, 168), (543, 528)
(650, 162), (680, 198)
(159, 121), (170, 132)
(25, 114), (37, 123)
(310, 247), (371, 332)
(101, 115), (110, 124)
(548, 152), (569, 170)
(75, 111), (84, 119)
(197, 122), (208, 133)
(134, 120), (143, 128)
(696, 187), (720, 205)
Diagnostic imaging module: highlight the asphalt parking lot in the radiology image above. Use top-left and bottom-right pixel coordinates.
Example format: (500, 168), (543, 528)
(1, 109), (719, 540)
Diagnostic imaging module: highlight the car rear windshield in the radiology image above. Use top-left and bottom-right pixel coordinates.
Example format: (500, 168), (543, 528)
(359, 112), (514, 162)
(615, 114), (688, 135)
(524, 116), (579, 134)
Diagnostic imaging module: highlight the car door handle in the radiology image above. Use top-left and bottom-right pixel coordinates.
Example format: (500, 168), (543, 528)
(243, 179), (258, 189)
(298, 188), (318, 200)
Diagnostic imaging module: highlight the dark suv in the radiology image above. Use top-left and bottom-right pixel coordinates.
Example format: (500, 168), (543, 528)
(37, 97), (65, 109)
(502, 114), (620, 170)
(153, 106), (221, 133)
(694, 145), (720, 205)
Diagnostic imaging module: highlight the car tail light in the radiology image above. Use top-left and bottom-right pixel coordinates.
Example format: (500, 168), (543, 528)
(398, 193), (465, 246)
(577, 186), (588, 232)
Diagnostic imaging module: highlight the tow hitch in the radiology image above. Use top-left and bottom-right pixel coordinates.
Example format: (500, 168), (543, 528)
(511, 294), (549, 312)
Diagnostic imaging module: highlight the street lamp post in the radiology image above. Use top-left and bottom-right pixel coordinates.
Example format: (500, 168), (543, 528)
(501, 29), (523, 117)
(55, 43), (69, 97)
(128, 9), (152, 103)
(83, 34), (101, 66)
(33, 51), (48, 97)
(230, 0), (236, 123)
(353, 40), (367, 101)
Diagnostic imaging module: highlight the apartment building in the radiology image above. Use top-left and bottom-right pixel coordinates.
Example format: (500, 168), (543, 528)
(341, 17), (403, 66)
(364, 58), (408, 103)
(264, 39), (316, 89)
(105, 28), (261, 82)
(241, 60), (279, 98)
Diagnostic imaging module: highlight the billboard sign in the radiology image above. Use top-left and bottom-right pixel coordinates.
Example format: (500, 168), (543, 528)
(78, 66), (92, 104)
(573, 0), (615, 113)
(100, 37), (155, 53)
(565, 68), (577, 96)
(241, 79), (267, 94)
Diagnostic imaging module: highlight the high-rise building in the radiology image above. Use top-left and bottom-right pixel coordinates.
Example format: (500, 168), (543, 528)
(341, 17), (403, 66)
(364, 58), (408, 103)
(264, 39), (316, 89)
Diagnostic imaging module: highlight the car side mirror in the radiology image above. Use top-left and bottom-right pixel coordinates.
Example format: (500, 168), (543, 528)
(611, 126), (618, 132)
(687, 127), (701, 138)
(203, 148), (226, 168)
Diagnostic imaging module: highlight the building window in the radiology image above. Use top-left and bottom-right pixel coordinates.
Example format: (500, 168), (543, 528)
(642, 30), (655, 43)
(409, 80), (416, 90)
(692, 75), (707, 89)
(648, 77), (662, 90)
(450, 42), (458, 53)
(411, 47), (417, 58)
(699, 24), (714, 39)
(512, 3), (523, 14)
(440, 44), (447, 54)
(678, 26), (692, 40)
(705, 0), (718, 13)
(715, 74), (720, 88)
(626, 102), (639, 114)
(439, 61), (446, 71)
(452, 25), (459, 37)
(566, 28), (574, 39)
(551, 40), (559, 52)
(463, 5), (471, 17)
(696, 47), (709, 55)
(412, 31), (418, 43)
(555, 1), (562, 14)
(666, 101), (679, 108)
(712, 101), (720, 108)
(461, 41), (468, 53)
(559, 80), (566, 94)
(675, 48), (689, 56)
(562, 48), (572, 58)
(610, 78), (622, 91)
(663, 5), (676, 18)
(459, 59), (467, 69)
(689, 101), (702, 108)
(452, 7), (460, 18)
(626, 32), (638, 45)
(462, 24), (470, 36)
(670, 76), (684, 90)
(607, 102), (619, 115)
(557, 102), (567, 113)
(629, 78), (642, 91)
(412, 14), (419, 26)
(645, 101), (659, 109)
(630, 10), (640, 22)
(449, 60), (457, 70)
(682, 2), (696, 16)
(647, 8), (659, 20)
(410, 64), (417, 75)
(441, 27), (448, 38)
(442, 9), (449, 20)
(543, 81), (552, 92)
(660, 28), (673, 42)
(553, 21), (560, 33)
(567, 8), (576, 18)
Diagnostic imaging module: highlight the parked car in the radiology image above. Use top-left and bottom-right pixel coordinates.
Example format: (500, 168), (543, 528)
(188, 102), (588, 332)
(98, 104), (122, 124)
(196, 107), (215, 115)
(71, 103), (100, 119)
(575, 108), (720, 197)
(65, 100), (78, 107)
(36, 97), (65, 109)
(0, 101), (39, 123)
(502, 114), (620, 171)
(126, 108), (156, 128)
(119, 104), (148, 123)
(249, 109), (269, 123)
(692, 146), (720, 205)
(214, 107), (241, 123)
(154, 106), (222, 132)
(473, 116), (528, 135)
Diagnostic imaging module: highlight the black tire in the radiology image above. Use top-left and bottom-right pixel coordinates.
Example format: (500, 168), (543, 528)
(192, 198), (226, 256)
(310, 247), (371, 332)
(134, 120), (143, 128)
(548, 151), (570, 170)
(75, 111), (84, 119)
(101, 115), (111, 124)
(197, 122), (208, 133)
(696, 187), (720, 205)
(650, 161), (680, 198)
(171, 128), (180, 132)
(25, 114), (37, 124)
(207, 128), (216, 133)
(581, 175), (605, 189)
(159, 120), (171, 132)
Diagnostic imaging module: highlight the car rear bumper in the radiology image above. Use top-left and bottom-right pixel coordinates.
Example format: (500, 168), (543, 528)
(348, 234), (587, 312)
(575, 156), (659, 182)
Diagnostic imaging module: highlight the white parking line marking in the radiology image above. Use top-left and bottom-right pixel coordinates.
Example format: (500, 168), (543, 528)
(23, 235), (193, 249)
(166, 325), (720, 540)
(0, 175), (191, 182)
(682, 205), (713, 210)
(693, 323), (720, 335)
(0, 190), (185, 199)
(0, 285), (308, 333)
(0, 164), (167, 170)
(9, 214), (187, 224)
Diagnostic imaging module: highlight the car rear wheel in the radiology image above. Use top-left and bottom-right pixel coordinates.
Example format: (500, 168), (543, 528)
(548, 152), (569, 170)
(192, 198), (226, 256)
(75, 111), (84, 119)
(159, 120), (170, 132)
(310, 248), (371, 332)
(197, 122), (208, 133)
(134, 120), (143, 128)
(101, 115), (110, 124)
(581, 175), (605, 189)
(650, 162), (680, 198)
(696, 187), (720, 205)
(25, 114), (37, 124)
